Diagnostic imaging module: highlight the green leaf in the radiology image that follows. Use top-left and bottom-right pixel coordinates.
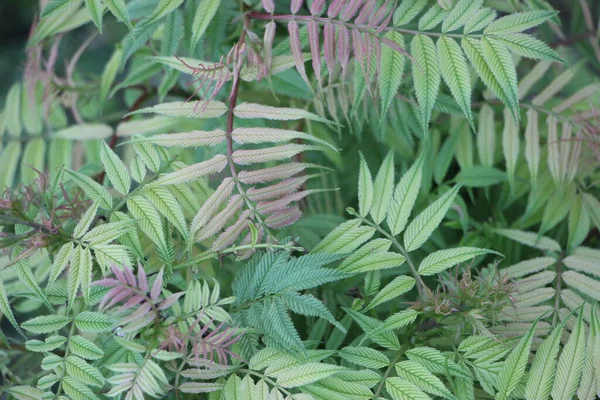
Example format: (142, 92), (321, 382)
(387, 153), (424, 236)
(49, 243), (73, 286)
(411, 34), (441, 133)
(405, 347), (471, 379)
(357, 153), (373, 218)
(365, 276), (415, 311)
(75, 312), (113, 332)
(502, 107), (519, 191)
(62, 376), (99, 400)
(0, 282), (23, 337)
(15, 260), (52, 309)
(346, 308), (401, 350)
(276, 363), (346, 388)
(190, 0), (221, 48)
(105, 0), (132, 31)
(5, 83), (22, 137)
(339, 251), (405, 273)
(101, 141), (131, 195)
(22, 315), (71, 334)
(476, 103), (495, 166)
(418, 5), (447, 31)
(161, 9), (183, 56)
(393, 0), (427, 26)
(370, 151), (395, 224)
(84, 0), (104, 32)
(442, 0), (483, 32)
(5, 386), (45, 400)
(481, 36), (519, 117)
(379, 31), (406, 118)
(395, 360), (455, 399)
(495, 319), (538, 400)
(41, 0), (74, 18)
(418, 247), (502, 276)
(386, 377), (430, 400)
(283, 292), (344, 332)
(464, 7), (496, 34)
(568, 196), (590, 250)
(73, 199), (100, 238)
(437, 36), (474, 129)
(65, 356), (105, 387)
(21, 138), (46, 183)
(145, 0), (184, 25)
(495, 33), (563, 62)
(69, 335), (104, 360)
(0, 142), (22, 188)
(455, 166), (507, 187)
(403, 184), (462, 252)
(65, 169), (112, 209)
(524, 317), (569, 400)
(485, 10), (556, 35)
(127, 195), (168, 255)
(461, 37), (514, 116)
(339, 346), (389, 369)
(493, 228), (561, 252)
(550, 312), (586, 400)
(25, 335), (67, 352)
(313, 219), (375, 254)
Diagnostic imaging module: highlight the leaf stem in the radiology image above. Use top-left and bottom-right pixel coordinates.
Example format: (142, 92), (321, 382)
(373, 342), (410, 399)
(238, 368), (293, 397)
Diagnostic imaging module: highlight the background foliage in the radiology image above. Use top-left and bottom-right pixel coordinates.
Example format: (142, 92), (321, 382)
(0, 0), (600, 399)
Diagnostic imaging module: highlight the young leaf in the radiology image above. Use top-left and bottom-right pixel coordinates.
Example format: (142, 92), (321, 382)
(403, 184), (462, 252)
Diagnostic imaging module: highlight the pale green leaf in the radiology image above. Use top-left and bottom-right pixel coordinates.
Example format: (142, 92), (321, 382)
(387, 153), (424, 236)
(379, 31), (406, 118)
(412, 34), (441, 133)
(386, 377), (430, 400)
(493, 228), (561, 252)
(441, 0), (483, 32)
(485, 10), (556, 35)
(365, 276), (415, 311)
(101, 142), (131, 195)
(395, 360), (455, 399)
(550, 312), (586, 400)
(358, 152), (373, 218)
(371, 151), (395, 224)
(190, 0), (221, 48)
(418, 247), (502, 276)
(339, 346), (389, 369)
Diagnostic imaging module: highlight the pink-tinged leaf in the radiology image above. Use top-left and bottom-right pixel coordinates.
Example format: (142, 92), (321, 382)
(123, 266), (136, 287)
(150, 268), (164, 301)
(137, 265), (148, 293)
(356, 0), (376, 24)
(370, 1), (391, 29)
(213, 210), (252, 251)
(257, 190), (313, 214)
(158, 292), (184, 310)
(196, 195), (244, 241)
(380, 37), (411, 58)
(190, 178), (235, 235)
(247, 176), (308, 201)
(352, 29), (369, 84)
(238, 162), (320, 184)
(120, 294), (146, 312)
(265, 206), (303, 228)
(264, 21), (276, 73)
(338, 25), (351, 74)
(232, 144), (320, 165)
(341, 0), (364, 21)
(101, 287), (131, 310)
(233, 103), (332, 123)
(375, 8), (393, 33)
(328, 0), (346, 18)
(261, 0), (275, 13)
(152, 154), (228, 185)
(324, 23), (336, 77)
(111, 264), (127, 283)
(310, 0), (325, 15)
(238, 227), (264, 259)
(288, 21), (310, 86)
(364, 34), (374, 79)
(291, 0), (303, 14)
(307, 21), (322, 85)
(92, 278), (120, 287)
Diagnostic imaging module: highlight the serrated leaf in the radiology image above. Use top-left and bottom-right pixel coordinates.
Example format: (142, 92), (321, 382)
(365, 276), (415, 311)
(25, 335), (67, 352)
(394, 0), (427, 26)
(339, 346), (389, 369)
(65, 169), (112, 209)
(387, 153), (424, 236)
(84, 0), (104, 32)
(22, 315), (71, 334)
(371, 151), (395, 224)
(358, 152), (373, 218)
(412, 34), (441, 133)
(495, 33), (563, 62)
(65, 356), (104, 386)
(276, 363), (346, 388)
(234, 103), (333, 124)
(550, 312), (586, 400)
(442, 0), (483, 32)
(313, 219), (375, 254)
(144, 186), (188, 238)
(386, 377), (430, 400)
(339, 251), (406, 273)
(404, 184), (461, 252)
(63, 376), (99, 400)
(130, 101), (227, 119)
(379, 31), (406, 118)
(418, 5), (447, 31)
(145, 0), (184, 25)
(395, 360), (455, 399)
(485, 10), (556, 35)
(5, 386), (45, 400)
(55, 123), (113, 140)
(101, 142), (131, 195)
(406, 347), (471, 379)
(73, 199), (100, 239)
(464, 7), (496, 34)
(190, 0), (221, 48)
(437, 36), (474, 128)
(495, 319), (538, 400)
(481, 36), (519, 118)
(106, 0), (132, 30)
(418, 247), (501, 276)
(69, 335), (104, 360)
(493, 228), (561, 252)
(75, 312), (112, 332)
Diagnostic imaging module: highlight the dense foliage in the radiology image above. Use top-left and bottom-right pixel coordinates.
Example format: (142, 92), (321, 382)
(1, 0), (600, 399)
